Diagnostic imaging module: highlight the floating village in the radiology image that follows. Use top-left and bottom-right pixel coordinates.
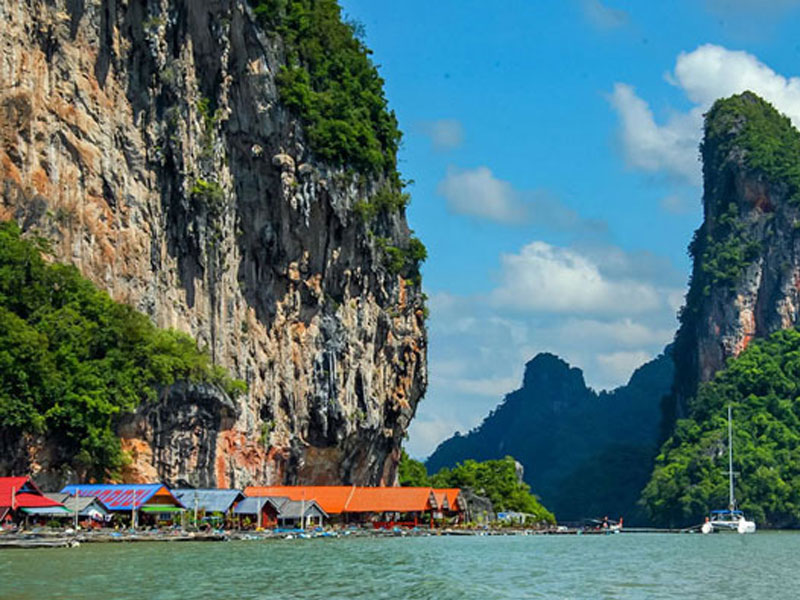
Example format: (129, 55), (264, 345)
(0, 476), (519, 548)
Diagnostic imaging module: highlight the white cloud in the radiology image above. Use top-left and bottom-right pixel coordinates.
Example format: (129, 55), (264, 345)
(405, 418), (465, 459)
(437, 166), (525, 223)
(672, 45), (800, 124)
(419, 119), (465, 151)
(608, 83), (702, 183)
(609, 45), (800, 185)
(581, 0), (629, 30)
(488, 241), (677, 315)
(409, 238), (683, 457)
(437, 166), (607, 231)
(557, 318), (675, 348)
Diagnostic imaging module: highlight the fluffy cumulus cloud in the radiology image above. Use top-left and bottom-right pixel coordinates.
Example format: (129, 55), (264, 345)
(581, 0), (629, 30)
(437, 166), (607, 232)
(488, 241), (678, 315)
(608, 83), (702, 183)
(610, 45), (800, 184)
(405, 240), (684, 458)
(418, 119), (464, 151)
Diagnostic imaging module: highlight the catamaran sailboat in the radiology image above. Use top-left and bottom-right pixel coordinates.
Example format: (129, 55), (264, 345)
(701, 405), (756, 534)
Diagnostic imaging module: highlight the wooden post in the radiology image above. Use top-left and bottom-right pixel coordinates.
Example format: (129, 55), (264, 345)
(73, 488), (79, 530)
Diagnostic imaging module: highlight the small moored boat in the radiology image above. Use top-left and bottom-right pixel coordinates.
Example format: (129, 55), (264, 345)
(703, 405), (756, 534)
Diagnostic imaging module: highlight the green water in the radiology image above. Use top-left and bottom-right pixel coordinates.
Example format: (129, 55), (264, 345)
(1, 533), (797, 599)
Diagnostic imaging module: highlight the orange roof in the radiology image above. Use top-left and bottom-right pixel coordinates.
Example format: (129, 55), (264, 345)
(433, 490), (449, 511)
(244, 486), (441, 514)
(437, 488), (465, 512)
(244, 486), (356, 514)
(346, 487), (436, 513)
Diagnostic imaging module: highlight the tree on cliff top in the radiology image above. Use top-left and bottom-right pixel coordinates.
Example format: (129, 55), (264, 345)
(0, 221), (245, 480)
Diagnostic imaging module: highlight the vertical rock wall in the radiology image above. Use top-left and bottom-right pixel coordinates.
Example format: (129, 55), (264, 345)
(670, 92), (800, 425)
(0, 0), (427, 487)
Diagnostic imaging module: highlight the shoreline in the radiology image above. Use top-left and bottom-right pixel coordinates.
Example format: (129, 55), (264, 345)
(0, 525), (731, 548)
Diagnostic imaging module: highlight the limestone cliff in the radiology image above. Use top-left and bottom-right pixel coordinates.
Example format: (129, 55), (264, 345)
(668, 92), (800, 431)
(0, 0), (427, 486)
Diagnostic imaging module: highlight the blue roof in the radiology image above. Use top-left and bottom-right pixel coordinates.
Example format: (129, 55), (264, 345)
(173, 489), (244, 514)
(710, 509), (744, 515)
(60, 484), (182, 511)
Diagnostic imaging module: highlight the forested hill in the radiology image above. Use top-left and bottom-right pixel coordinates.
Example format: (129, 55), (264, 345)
(426, 349), (673, 523)
(644, 329), (800, 528)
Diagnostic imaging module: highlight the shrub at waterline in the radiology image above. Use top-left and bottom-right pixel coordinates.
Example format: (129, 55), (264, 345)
(0, 221), (245, 480)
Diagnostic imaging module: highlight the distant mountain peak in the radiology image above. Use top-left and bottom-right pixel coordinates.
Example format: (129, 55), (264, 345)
(521, 352), (587, 394)
(427, 349), (674, 522)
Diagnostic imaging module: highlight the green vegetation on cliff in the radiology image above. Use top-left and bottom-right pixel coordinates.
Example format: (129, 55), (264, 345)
(399, 452), (556, 523)
(251, 0), (401, 177)
(643, 328), (800, 528)
(0, 222), (244, 480)
(251, 0), (427, 284)
(666, 92), (800, 433)
(703, 92), (800, 204)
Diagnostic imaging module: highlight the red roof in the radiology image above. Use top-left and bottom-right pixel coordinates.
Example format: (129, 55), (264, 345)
(244, 486), (441, 514)
(0, 477), (64, 509)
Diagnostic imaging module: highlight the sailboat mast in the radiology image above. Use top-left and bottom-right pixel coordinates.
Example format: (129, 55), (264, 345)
(728, 404), (735, 512)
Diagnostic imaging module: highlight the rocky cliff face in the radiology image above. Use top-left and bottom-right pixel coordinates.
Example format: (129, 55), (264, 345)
(669, 92), (800, 428)
(426, 350), (674, 522)
(0, 0), (426, 486)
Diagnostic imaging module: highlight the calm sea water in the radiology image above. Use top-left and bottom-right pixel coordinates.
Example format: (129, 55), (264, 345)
(1, 533), (797, 599)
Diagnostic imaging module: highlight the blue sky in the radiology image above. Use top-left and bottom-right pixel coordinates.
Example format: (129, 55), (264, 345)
(337, 0), (800, 457)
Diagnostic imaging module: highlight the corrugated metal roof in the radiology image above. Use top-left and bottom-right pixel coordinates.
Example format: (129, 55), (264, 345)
(172, 489), (244, 514)
(244, 486), (444, 514)
(244, 486), (357, 514)
(0, 477), (63, 509)
(45, 493), (110, 516)
(345, 488), (436, 513)
(60, 484), (181, 511)
(233, 497), (283, 515)
(276, 499), (327, 519)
